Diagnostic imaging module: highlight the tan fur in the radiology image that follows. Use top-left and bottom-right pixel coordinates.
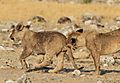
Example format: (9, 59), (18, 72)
(9, 22), (78, 73)
(68, 29), (120, 75)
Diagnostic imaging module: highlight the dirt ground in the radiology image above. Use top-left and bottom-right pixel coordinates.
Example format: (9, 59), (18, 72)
(0, 0), (120, 22)
(0, 46), (120, 83)
(0, 51), (120, 83)
(0, 0), (120, 83)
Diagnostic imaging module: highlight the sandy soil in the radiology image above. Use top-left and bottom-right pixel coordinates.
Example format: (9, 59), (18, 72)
(0, 45), (120, 83)
(0, 0), (120, 22)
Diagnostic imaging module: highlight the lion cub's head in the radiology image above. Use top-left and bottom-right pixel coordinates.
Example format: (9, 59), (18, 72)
(67, 28), (86, 48)
(9, 22), (30, 43)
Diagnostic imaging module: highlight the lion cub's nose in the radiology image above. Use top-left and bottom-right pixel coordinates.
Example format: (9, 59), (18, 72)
(10, 37), (14, 40)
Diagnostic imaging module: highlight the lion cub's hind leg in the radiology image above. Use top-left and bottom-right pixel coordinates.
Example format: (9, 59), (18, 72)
(66, 47), (79, 70)
(34, 53), (53, 68)
(48, 52), (65, 73)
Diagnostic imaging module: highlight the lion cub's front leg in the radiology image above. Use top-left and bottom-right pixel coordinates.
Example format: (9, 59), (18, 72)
(20, 48), (32, 71)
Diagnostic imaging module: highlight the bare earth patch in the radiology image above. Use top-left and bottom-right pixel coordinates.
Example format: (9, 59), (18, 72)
(0, 0), (120, 22)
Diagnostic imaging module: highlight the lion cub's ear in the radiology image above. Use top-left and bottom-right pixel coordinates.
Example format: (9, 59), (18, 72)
(11, 25), (15, 29)
(76, 28), (83, 33)
(16, 22), (24, 31)
(25, 25), (31, 29)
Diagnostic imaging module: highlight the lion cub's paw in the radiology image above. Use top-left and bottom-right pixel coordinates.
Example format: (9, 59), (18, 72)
(48, 69), (59, 73)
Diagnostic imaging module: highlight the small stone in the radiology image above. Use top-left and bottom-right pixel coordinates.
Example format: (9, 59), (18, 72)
(27, 21), (32, 25)
(1, 29), (8, 32)
(42, 69), (48, 73)
(103, 64), (108, 67)
(3, 28), (9, 32)
(0, 65), (11, 69)
(0, 46), (5, 50)
(84, 20), (93, 25)
(97, 80), (104, 83)
(72, 70), (81, 77)
(5, 47), (14, 51)
(17, 74), (32, 83)
(100, 56), (115, 66)
(114, 16), (120, 22)
(80, 74), (86, 77)
(25, 78), (32, 83)
(5, 80), (16, 83)
(0, 46), (14, 51)
(17, 74), (27, 83)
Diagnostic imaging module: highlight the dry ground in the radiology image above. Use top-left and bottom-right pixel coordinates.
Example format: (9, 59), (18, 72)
(0, 0), (120, 83)
(0, 0), (120, 22)
(0, 50), (120, 83)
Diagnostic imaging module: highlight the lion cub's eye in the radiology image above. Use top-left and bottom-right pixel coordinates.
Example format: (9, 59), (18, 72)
(71, 38), (76, 44)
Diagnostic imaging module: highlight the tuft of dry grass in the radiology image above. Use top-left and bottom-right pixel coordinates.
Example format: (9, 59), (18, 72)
(0, 0), (119, 22)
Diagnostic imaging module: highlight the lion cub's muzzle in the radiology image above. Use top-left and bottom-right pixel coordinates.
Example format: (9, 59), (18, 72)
(10, 35), (15, 41)
(10, 37), (15, 41)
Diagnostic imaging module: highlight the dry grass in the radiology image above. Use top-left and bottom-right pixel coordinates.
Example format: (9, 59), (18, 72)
(0, 0), (120, 22)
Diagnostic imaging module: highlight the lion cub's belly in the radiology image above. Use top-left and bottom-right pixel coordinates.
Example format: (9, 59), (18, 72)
(101, 41), (120, 55)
